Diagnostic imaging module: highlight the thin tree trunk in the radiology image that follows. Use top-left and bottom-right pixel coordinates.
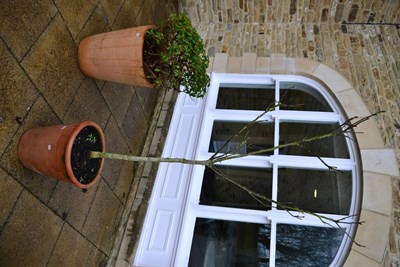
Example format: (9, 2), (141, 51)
(90, 151), (209, 166)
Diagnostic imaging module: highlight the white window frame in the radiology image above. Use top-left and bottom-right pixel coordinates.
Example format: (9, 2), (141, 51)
(173, 73), (362, 267)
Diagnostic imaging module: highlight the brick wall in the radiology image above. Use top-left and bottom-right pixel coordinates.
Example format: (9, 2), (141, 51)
(180, 0), (400, 265)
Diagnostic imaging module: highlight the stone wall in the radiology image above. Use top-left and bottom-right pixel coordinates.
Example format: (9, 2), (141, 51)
(180, 0), (400, 265)
(183, 0), (400, 60)
(181, 0), (400, 25)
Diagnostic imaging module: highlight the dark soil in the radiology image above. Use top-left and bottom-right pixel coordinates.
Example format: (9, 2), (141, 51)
(71, 126), (103, 184)
(143, 32), (159, 84)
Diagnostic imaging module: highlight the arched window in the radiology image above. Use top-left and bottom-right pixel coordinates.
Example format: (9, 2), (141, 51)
(134, 73), (362, 267)
(176, 73), (362, 267)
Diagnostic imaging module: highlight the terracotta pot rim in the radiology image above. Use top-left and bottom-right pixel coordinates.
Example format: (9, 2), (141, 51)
(65, 121), (105, 189)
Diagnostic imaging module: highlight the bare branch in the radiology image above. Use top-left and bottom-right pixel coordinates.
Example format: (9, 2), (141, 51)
(90, 110), (381, 249)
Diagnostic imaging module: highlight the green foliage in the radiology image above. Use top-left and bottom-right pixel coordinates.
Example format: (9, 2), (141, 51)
(86, 133), (97, 144)
(144, 14), (210, 98)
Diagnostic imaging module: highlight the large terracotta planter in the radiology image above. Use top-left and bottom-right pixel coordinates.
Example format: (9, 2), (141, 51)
(78, 25), (154, 87)
(18, 121), (105, 189)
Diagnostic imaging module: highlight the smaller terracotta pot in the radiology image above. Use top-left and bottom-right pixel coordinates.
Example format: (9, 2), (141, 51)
(18, 121), (105, 189)
(78, 25), (154, 87)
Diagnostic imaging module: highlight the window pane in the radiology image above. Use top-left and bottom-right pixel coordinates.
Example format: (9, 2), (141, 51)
(280, 82), (332, 112)
(277, 168), (352, 214)
(276, 224), (345, 267)
(209, 121), (275, 156)
(217, 84), (275, 110)
(279, 122), (349, 158)
(189, 218), (270, 267)
(200, 166), (273, 210)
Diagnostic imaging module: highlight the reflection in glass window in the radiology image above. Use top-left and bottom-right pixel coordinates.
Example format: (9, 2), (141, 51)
(209, 121), (275, 155)
(217, 84), (275, 110)
(277, 168), (352, 214)
(280, 82), (332, 112)
(275, 224), (345, 267)
(189, 219), (271, 267)
(200, 166), (273, 210)
(280, 122), (350, 158)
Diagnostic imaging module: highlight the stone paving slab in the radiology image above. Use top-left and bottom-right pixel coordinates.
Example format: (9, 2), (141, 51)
(0, 39), (38, 154)
(0, 190), (64, 266)
(102, 117), (130, 189)
(0, 168), (22, 229)
(47, 223), (94, 266)
(48, 180), (98, 231)
(82, 180), (124, 255)
(75, 4), (112, 44)
(101, 83), (136, 128)
(54, 0), (98, 39)
(111, 0), (142, 30)
(0, 0), (57, 61)
(135, 0), (156, 26)
(122, 92), (150, 154)
(135, 87), (159, 122)
(21, 14), (84, 119)
(100, 0), (127, 26)
(113, 160), (136, 203)
(63, 77), (111, 129)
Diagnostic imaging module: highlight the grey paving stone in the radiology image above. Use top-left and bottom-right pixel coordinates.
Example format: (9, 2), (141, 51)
(21, 14), (84, 119)
(0, 190), (63, 266)
(100, 0), (126, 26)
(101, 82), (135, 128)
(47, 180), (98, 231)
(122, 91), (149, 154)
(47, 223), (93, 266)
(0, 168), (22, 230)
(76, 4), (112, 44)
(102, 116), (129, 188)
(113, 160), (135, 203)
(111, 0), (141, 30)
(134, 0), (158, 26)
(54, 0), (98, 38)
(86, 246), (108, 266)
(135, 87), (159, 122)
(0, 0), (57, 61)
(0, 39), (38, 155)
(63, 77), (111, 129)
(82, 180), (123, 255)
